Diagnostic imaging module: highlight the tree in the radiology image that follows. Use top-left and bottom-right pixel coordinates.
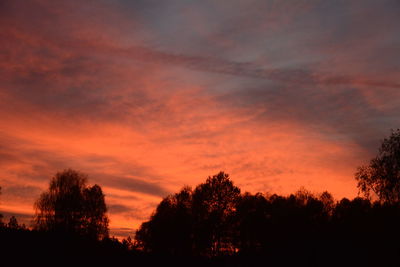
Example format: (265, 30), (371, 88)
(135, 172), (241, 256)
(34, 169), (109, 240)
(82, 184), (109, 239)
(319, 191), (335, 216)
(135, 186), (193, 255)
(355, 129), (400, 203)
(0, 186), (3, 227)
(7, 216), (19, 229)
(192, 172), (241, 255)
(122, 236), (134, 250)
(234, 193), (269, 253)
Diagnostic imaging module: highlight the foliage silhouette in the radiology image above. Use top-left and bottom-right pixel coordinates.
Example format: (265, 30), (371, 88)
(356, 129), (400, 203)
(0, 186), (3, 227)
(192, 172), (240, 256)
(2, 159), (400, 266)
(134, 171), (400, 266)
(7, 216), (19, 229)
(34, 169), (109, 240)
(135, 186), (194, 255)
(135, 172), (240, 256)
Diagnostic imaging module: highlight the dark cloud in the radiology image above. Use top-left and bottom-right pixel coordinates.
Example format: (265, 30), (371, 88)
(0, 133), (170, 197)
(1, 0), (398, 140)
(106, 193), (139, 201)
(2, 185), (42, 201)
(108, 203), (151, 221)
(112, 45), (400, 89)
(108, 204), (134, 214)
(96, 174), (169, 197)
(109, 227), (136, 239)
(219, 82), (391, 153)
(0, 152), (22, 166)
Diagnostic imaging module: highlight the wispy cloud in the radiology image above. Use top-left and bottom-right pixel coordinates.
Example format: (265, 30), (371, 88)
(107, 45), (400, 89)
(0, 0), (399, 238)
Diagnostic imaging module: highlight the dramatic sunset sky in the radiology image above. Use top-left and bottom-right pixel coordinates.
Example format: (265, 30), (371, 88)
(1, 0), (399, 238)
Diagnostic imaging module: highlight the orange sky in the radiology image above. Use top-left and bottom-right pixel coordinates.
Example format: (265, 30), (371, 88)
(1, 0), (399, 239)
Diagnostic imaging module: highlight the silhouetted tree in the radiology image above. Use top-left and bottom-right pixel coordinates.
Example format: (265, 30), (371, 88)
(319, 191), (335, 216)
(7, 216), (19, 229)
(130, 170), (400, 265)
(135, 186), (193, 255)
(0, 186), (3, 227)
(122, 236), (134, 250)
(83, 184), (109, 239)
(34, 169), (109, 239)
(135, 172), (241, 256)
(295, 188), (326, 223)
(355, 129), (400, 203)
(234, 193), (269, 253)
(192, 172), (240, 256)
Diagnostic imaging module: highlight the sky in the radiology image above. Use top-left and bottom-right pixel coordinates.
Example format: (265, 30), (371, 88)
(0, 0), (399, 238)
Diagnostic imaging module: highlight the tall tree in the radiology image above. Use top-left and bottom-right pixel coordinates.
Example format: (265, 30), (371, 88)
(192, 172), (241, 255)
(83, 184), (109, 239)
(135, 186), (193, 255)
(355, 129), (400, 203)
(234, 193), (269, 253)
(34, 169), (109, 239)
(135, 172), (240, 256)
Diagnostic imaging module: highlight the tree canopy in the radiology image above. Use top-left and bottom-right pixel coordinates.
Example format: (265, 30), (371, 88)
(2, 166), (400, 265)
(355, 129), (400, 203)
(192, 172), (240, 255)
(135, 171), (240, 256)
(34, 169), (109, 240)
(134, 171), (400, 263)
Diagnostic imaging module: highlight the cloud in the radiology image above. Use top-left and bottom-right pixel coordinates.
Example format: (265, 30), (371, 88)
(1, 0), (399, 235)
(96, 174), (169, 197)
(108, 204), (134, 214)
(108, 203), (152, 220)
(0, 135), (170, 197)
(2, 185), (42, 201)
(108, 45), (400, 89)
(109, 227), (136, 239)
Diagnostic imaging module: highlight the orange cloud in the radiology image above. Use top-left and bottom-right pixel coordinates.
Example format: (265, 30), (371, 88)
(1, 0), (399, 239)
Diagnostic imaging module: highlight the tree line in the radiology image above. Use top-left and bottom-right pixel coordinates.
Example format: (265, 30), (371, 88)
(1, 129), (400, 266)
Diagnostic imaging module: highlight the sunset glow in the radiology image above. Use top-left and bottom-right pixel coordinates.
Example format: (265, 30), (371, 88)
(1, 0), (399, 238)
